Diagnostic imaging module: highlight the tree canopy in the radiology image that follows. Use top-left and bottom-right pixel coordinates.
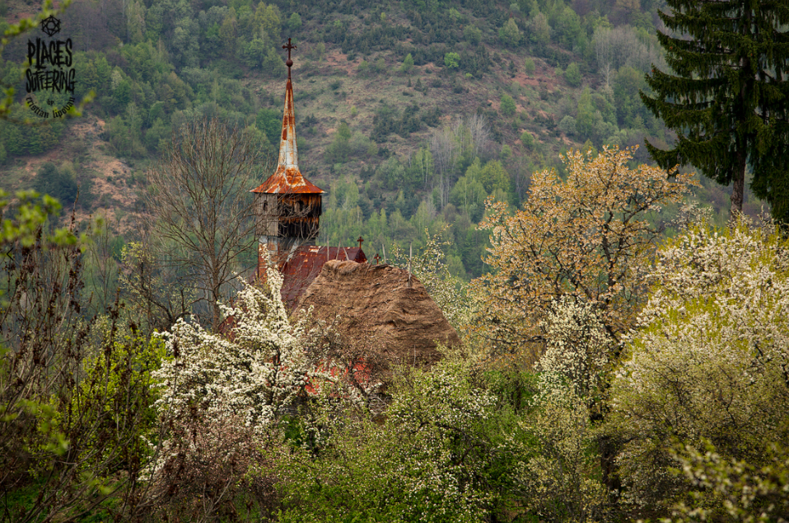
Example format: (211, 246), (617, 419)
(641, 0), (789, 221)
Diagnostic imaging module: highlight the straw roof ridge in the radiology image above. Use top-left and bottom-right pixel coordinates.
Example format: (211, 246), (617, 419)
(294, 260), (460, 367)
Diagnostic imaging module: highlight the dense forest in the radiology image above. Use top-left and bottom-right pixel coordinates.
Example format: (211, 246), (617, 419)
(0, 0), (767, 280)
(2, 0), (788, 521)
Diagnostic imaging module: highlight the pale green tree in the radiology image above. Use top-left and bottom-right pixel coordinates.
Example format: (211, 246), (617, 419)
(500, 94), (516, 116)
(499, 18), (522, 46)
(400, 52), (415, 73)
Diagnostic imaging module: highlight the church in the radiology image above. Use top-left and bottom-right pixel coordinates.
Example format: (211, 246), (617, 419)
(250, 39), (367, 309)
(249, 41), (459, 368)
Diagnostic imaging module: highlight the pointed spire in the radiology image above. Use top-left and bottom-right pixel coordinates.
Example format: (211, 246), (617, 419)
(277, 78), (298, 170)
(250, 39), (323, 195)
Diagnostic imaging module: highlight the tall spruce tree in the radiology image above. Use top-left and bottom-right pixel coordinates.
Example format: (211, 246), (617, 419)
(641, 0), (789, 221)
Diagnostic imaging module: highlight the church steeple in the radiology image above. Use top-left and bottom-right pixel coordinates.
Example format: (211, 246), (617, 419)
(251, 39), (323, 279)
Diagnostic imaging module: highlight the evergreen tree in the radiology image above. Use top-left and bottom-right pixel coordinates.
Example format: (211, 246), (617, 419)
(641, 0), (789, 221)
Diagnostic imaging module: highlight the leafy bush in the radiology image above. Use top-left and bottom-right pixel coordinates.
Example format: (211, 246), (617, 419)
(609, 216), (789, 514)
(564, 62), (581, 87)
(500, 93), (516, 116)
(524, 57), (536, 75)
(499, 18), (521, 47)
(401, 52), (415, 73)
(444, 51), (460, 69)
(280, 361), (497, 522)
(32, 162), (78, 210)
(464, 25), (482, 45)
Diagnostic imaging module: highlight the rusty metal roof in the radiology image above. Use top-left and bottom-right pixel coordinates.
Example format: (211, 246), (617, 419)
(278, 245), (366, 309)
(251, 78), (324, 195)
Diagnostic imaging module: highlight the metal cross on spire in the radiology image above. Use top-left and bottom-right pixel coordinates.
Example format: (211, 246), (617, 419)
(283, 38), (296, 79)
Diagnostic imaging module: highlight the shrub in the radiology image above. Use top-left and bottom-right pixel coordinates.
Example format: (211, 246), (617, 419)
(279, 361), (497, 522)
(609, 216), (789, 514)
(444, 52), (460, 69)
(500, 93), (516, 116)
(400, 52), (415, 73)
(558, 115), (577, 135)
(565, 62), (582, 87)
(499, 18), (522, 47)
(524, 57), (536, 75)
(464, 24), (482, 45)
(32, 162), (78, 210)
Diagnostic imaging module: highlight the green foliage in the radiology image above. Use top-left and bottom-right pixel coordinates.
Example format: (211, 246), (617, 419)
(524, 57), (536, 75)
(499, 17), (522, 47)
(450, 159), (489, 222)
(261, 46), (287, 77)
(559, 115), (577, 136)
(500, 93), (516, 116)
(287, 12), (302, 33)
(325, 121), (352, 164)
(609, 216), (789, 514)
(564, 62), (581, 87)
(65, 325), (164, 485)
(529, 11), (551, 45)
(464, 24), (482, 45)
(520, 131), (535, 148)
(444, 51), (460, 69)
(280, 361), (496, 522)
(551, 6), (584, 51)
(613, 66), (648, 128)
(400, 52), (415, 73)
(0, 197), (159, 521)
(642, 0), (789, 219)
(508, 371), (607, 521)
(575, 88), (617, 146)
(257, 107), (283, 146)
(669, 441), (789, 522)
(500, 144), (512, 160)
(0, 190), (74, 247)
(32, 162), (78, 210)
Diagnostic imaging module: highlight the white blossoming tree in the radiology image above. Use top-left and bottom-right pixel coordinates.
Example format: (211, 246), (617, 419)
(154, 268), (323, 434)
(538, 296), (611, 401)
(609, 216), (789, 515)
(510, 375), (609, 523)
(146, 264), (358, 519)
(505, 297), (612, 522)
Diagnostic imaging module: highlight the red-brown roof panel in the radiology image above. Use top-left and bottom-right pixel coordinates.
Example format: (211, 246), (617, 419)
(274, 245), (366, 309)
(251, 166), (324, 194)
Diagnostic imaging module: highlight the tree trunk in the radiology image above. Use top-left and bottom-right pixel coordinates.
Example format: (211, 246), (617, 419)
(730, 151), (746, 218)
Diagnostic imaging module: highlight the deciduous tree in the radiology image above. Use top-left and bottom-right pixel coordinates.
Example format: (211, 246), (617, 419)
(144, 117), (269, 330)
(609, 216), (789, 515)
(473, 146), (694, 359)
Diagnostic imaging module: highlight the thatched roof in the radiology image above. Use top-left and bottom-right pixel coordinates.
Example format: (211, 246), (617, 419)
(294, 260), (460, 367)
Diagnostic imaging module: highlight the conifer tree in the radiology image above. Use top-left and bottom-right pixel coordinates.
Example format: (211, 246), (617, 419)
(641, 0), (789, 221)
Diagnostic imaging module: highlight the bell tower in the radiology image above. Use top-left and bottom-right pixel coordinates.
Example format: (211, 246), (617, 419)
(251, 39), (324, 279)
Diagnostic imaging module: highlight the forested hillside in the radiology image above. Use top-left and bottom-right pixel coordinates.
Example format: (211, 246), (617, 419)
(0, 0), (766, 280)
(2, 1), (789, 521)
